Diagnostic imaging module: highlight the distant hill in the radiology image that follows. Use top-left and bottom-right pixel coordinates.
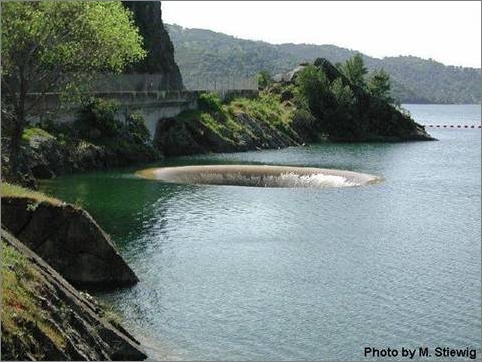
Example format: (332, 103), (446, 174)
(166, 24), (481, 104)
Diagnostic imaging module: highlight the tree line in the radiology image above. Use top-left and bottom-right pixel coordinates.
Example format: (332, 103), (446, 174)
(166, 24), (481, 104)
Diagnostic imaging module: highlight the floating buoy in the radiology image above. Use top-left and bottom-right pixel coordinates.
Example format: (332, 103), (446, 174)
(423, 124), (481, 129)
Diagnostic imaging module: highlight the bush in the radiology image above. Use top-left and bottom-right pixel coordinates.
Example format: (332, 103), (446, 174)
(292, 108), (317, 140)
(76, 98), (122, 138)
(198, 92), (222, 113)
(126, 111), (150, 144)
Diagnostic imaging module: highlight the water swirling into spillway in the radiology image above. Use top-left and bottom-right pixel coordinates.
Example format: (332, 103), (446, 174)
(136, 165), (381, 188)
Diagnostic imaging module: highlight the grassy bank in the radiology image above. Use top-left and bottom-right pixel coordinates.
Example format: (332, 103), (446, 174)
(1, 182), (61, 205)
(1, 240), (66, 359)
(1, 183), (146, 360)
(155, 91), (302, 156)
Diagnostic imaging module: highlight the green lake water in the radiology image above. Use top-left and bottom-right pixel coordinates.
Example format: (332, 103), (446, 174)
(40, 104), (481, 360)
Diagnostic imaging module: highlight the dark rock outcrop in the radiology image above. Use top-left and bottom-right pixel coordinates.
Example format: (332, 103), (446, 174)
(123, 1), (184, 90)
(1, 229), (147, 360)
(1, 196), (138, 289)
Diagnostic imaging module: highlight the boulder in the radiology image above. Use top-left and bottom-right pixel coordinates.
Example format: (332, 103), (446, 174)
(1, 196), (139, 289)
(272, 64), (307, 84)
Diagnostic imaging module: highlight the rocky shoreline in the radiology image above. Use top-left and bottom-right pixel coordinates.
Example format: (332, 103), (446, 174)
(1, 127), (161, 190)
(2, 229), (147, 360)
(1, 184), (147, 360)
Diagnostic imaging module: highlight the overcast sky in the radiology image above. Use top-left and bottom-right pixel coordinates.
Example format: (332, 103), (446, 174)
(162, 1), (481, 68)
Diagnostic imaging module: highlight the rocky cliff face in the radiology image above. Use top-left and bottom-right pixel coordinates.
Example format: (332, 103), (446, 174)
(1, 196), (139, 289)
(1, 229), (146, 360)
(123, 1), (184, 90)
(155, 112), (301, 157)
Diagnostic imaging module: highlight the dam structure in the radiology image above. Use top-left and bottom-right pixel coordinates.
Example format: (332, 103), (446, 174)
(25, 74), (259, 138)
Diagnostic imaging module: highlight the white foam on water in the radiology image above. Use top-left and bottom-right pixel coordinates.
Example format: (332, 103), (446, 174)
(275, 172), (358, 188)
(184, 172), (358, 188)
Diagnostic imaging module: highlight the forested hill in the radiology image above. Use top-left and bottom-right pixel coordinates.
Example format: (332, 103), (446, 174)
(166, 24), (481, 104)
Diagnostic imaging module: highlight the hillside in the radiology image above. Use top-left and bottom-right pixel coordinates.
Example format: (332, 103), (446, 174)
(166, 24), (481, 104)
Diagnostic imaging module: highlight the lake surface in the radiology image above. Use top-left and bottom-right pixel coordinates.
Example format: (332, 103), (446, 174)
(40, 104), (481, 360)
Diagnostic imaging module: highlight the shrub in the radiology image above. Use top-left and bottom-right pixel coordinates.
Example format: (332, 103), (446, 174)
(198, 92), (222, 113)
(292, 108), (317, 140)
(76, 98), (122, 138)
(126, 111), (150, 144)
(295, 64), (332, 116)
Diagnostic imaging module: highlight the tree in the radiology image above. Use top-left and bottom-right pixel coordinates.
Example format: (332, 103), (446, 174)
(338, 54), (368, 88)
(295, 64), (331, 115)
(330, 78), (355, 108)
(368, 69), (394, 103)
(1, 1), (145, 174)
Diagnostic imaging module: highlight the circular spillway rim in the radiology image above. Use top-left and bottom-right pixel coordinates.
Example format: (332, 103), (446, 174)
(136, 165), (382, 188)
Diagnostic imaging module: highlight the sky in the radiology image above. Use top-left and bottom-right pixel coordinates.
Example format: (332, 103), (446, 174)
(162, 1), (481, 68)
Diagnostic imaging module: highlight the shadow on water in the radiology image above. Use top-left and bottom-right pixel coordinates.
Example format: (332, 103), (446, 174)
(40, 172), (194, 249)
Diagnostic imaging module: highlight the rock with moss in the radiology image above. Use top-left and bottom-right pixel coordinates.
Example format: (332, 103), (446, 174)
(154, 92), (302, 156)
(1, 183), (139, 289)
(1, 229), (147, 360)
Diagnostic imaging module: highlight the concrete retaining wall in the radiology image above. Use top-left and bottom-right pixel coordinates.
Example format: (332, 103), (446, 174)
(25, 89), (259, 138)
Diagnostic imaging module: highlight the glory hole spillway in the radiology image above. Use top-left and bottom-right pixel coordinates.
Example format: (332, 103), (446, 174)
(135, 165), (382, 188)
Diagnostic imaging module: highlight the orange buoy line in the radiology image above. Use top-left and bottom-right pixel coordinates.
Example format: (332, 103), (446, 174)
(425, 124), (481, 129)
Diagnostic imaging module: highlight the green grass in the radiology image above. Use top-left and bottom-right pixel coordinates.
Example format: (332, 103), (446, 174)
(172, 92), (297, 148)
(1, 182), (62, 205)
(1, 238), (125, 359)
(2, 241), (67, 356)
(227, 93), (295, 135)
(199, 113), (234, 142)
